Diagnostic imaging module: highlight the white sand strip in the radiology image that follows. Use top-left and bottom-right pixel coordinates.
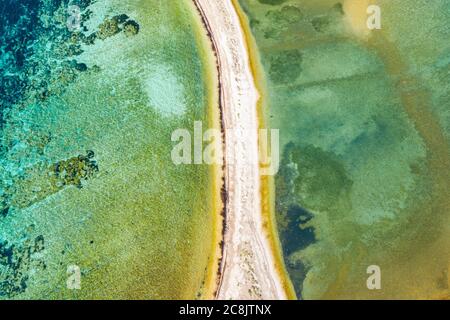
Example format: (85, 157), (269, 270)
(193, 0), (287, 300)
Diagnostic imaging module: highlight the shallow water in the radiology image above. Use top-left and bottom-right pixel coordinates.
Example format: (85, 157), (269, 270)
(0, 0), (218, 299)
(238, 0), (450, 299)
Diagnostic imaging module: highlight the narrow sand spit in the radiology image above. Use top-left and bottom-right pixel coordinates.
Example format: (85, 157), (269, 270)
(193, 0), (287, 299)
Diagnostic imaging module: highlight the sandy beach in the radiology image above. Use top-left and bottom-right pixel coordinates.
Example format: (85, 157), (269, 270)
(193, 0), (288, 299)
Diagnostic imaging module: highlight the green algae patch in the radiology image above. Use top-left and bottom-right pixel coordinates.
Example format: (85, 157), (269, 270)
(0, 0), (219, 299)
(238, 0), (450, 299)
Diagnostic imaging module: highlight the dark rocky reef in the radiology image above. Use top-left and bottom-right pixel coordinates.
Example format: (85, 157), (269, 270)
(0, 0), (97, 127)
(1, 151), (99, 217)
(96, 15), (124, 40)
(0, 0), (139, 137)
(123, 20), (140, 37)
(84, 14), (140, 43)
(0, 234), (46, 298)
(53, 150), (99, 189)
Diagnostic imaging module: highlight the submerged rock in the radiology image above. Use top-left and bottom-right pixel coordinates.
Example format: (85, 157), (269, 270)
(123, 20), (140, 37)
(3, 151), (99, 212)
(86, 15), (140, 42)
(0, 235), (46, 298)
(97, 17), (122, 40)
(75, 62), (88, 72)
(0, 206), (9, 217)
(53, 151), (99, 189)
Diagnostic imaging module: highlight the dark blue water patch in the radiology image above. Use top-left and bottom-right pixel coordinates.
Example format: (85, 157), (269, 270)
(0, 240), (14, 265)
(0, 0), (95, 126)
(0, 0), (43, 69)
(280, 205), (315, 255)
(278, 205), (316, 299)
(0, 0), (39, 33)
(1, 0), (40, 119)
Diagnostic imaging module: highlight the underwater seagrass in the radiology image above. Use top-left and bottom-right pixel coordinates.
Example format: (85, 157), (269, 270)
(237, 0), (450, 299)
(0, 0), (220, 299)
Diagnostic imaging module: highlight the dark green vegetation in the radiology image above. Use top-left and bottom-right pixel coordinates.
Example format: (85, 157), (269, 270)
(258, 0), (289, 5)
(239, 0), (450, 299)
(268, 50), (303, 84)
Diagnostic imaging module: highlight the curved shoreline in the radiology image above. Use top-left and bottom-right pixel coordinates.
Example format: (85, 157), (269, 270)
(188, 0), (227, 299)
(230, 0), (297, 299)
(192, 0), (288, 299)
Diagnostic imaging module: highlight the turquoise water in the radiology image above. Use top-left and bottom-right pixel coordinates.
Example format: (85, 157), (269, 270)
(1, 0), (217, 299)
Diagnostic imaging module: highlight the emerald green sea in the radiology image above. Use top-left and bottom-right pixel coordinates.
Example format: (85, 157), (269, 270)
(1, 0), (217, 299)
(238, 0), (450, 299)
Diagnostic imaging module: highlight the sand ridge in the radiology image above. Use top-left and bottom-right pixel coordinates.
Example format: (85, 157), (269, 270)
(193, 0), (287, 300)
